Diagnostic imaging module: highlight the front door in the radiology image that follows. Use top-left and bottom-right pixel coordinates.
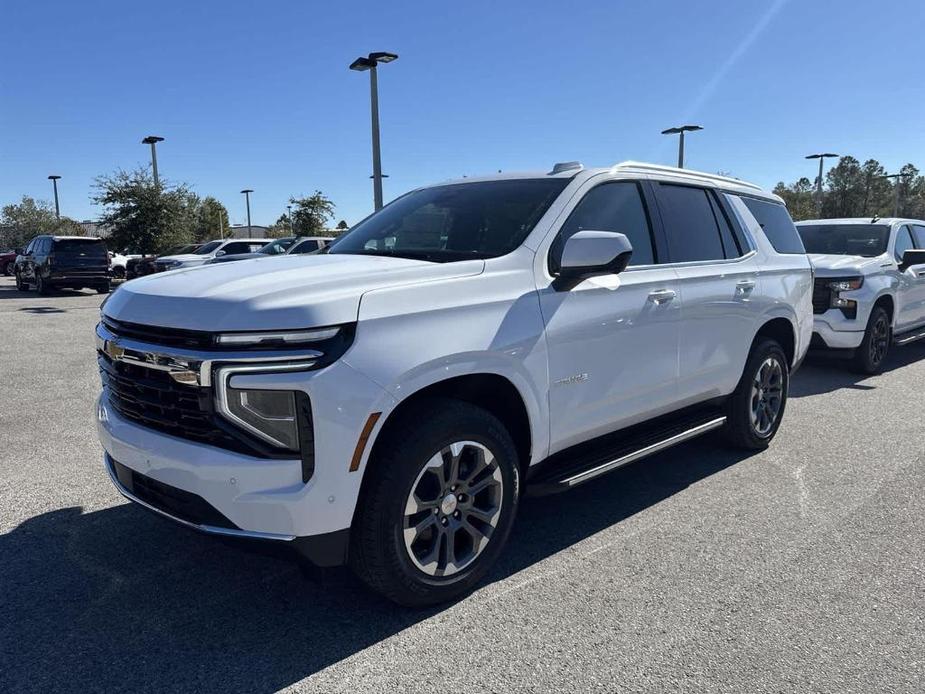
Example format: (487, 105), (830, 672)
(896, 225), (925, 330)
(539, 179), (681, 454)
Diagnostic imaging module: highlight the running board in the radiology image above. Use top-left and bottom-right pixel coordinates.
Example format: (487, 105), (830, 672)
(895, 328), (925, 346)
(527, 407), (726, 496)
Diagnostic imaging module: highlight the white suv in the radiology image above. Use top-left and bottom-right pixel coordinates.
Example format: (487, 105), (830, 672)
(796, 218), (925, 373)
(95, 162), (813, 605)
(155, 238), (267, 271)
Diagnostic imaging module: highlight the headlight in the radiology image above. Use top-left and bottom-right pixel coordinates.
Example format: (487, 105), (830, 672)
(215, 327), (339, 347)
(828, 277), (863, 292)
(222, 387), (299, 450)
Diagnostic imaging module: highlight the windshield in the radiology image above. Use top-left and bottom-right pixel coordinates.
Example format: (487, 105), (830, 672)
(54, 239), (106, 256)
(328, 179), (569, 262)
(194, 241), (223, 255)
(258, 237), (296, 255)
(797, 224), (890, 257)
(176, 244), (200, 255)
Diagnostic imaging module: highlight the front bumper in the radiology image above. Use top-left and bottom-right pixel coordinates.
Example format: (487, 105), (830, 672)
(811, 317), (865, 349)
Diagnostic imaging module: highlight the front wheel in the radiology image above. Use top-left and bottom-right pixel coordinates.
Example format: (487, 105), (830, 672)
(14, 272), (25, 291)
(852, 306), (891, 375)
(723, 337), (789, 450)
(35, 275), (49, 295)
(350, 398), (521, 606)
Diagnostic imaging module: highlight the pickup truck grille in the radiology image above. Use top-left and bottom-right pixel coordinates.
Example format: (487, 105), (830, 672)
(812, 279), (831, 314)
(99, 352), (259, 456)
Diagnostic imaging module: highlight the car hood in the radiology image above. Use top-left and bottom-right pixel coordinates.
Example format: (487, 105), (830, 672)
(156, 253), (206, 264)
(210, 252), (264, 263)
(807, 253), (888, 277)
(104, 253), (485, 331)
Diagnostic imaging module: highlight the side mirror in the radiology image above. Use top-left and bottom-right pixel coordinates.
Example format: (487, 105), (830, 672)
(899, 249), (925, 272)
(214, 250), (226, 257)
(555, 230), (633, 289)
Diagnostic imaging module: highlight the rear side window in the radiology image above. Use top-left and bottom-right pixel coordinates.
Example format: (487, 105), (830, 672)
(656, 184), (726, 262)
(740, 197), (805, 254)
(551, 181), (656, 268)
(291, 240), (320, 254)
(53, 239), (106, 256)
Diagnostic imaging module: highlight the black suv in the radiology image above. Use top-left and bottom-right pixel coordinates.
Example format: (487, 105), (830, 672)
(15, 236), (110, 294)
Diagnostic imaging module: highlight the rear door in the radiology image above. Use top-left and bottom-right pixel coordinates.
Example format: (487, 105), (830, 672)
(651, 183), (760, 404)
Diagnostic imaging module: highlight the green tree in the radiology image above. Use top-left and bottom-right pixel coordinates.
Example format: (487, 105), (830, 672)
(336, 219), (349, 232)
(822, 156), (865, 218)
(92, 168), (200, 254)
(289, 191), (335, 236)
(773, 177), (816, 221)
(0, 196), (84, 248)
(267, 213), (295, 239)
(195, 196), (230, 242)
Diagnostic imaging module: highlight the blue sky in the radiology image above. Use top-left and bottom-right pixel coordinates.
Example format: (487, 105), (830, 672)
(2, 0), (924, 228)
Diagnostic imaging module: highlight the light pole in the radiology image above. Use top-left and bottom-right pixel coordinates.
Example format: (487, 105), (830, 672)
(142, 136), (165, 187)
(661, 125), (703, 168)
(241, 189), (253, 233)
(47, 175), (61, 218)
(805, 153), (839, 216)
(349, 51), (398, 211)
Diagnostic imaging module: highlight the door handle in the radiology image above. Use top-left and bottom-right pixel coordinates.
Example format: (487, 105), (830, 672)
(735, 279), (756, 296)
(648, 289), (676, 304)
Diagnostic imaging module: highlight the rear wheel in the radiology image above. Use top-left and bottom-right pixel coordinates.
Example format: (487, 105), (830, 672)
(852, 306), (891, 375)
(723, 337), (789, 450)
(96, 281), (111, 294)
(350, 398), (521, 606)
(1, 262), (10, 276)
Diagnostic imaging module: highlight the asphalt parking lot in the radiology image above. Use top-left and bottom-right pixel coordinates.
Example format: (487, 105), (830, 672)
(1, 274), (923, 693)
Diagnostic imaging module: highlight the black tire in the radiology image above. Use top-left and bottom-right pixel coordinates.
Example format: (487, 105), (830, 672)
(852, 305), (891, 375)
(96, 281), (111, 294)
(723, 337), (789, 450)
(14, 272), (25, 291)
(1, 262), (10, 276)
(350, 398), (521, 607)
(112, 266), (126, 280)
(35, 275), (49, 296)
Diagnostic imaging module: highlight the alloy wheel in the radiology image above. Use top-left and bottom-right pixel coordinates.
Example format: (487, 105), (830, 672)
(402, 441), (503, 577)
(750, 357), (784, 437)
(869, 314), (890, 366)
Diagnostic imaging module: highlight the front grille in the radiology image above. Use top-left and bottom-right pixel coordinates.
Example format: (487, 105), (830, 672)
(102, 315), (215, 349)
(111, 458), (236, 529)
(99, 352), (257, 455)
(812, 279), (831, 314)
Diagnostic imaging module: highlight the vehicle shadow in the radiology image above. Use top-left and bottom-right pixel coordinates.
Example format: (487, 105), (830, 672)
(0, 438), (746, 693)
(791, 341), (925, 398)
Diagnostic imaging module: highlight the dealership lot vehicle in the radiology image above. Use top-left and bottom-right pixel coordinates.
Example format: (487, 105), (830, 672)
(14, 235), (110, 294)
(207, 235), (334, 264)
(797, 218), (925, 373)
(0, 249), (19, 275)
(3, 273), (924, 692)
(95, 162), (813, 605)
(154, 238), (265, 271)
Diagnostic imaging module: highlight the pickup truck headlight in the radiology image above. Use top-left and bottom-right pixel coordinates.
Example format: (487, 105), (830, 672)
(222, 387), (299, 450)
(827, 276), (862, 318)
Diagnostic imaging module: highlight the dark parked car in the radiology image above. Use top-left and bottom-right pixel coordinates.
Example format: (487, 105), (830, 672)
(14, 235), (110, 294)
(125, 244), (203, 280)
(1, 249), (21, 276)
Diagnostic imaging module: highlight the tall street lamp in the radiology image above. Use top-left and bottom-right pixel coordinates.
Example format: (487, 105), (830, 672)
(287, 204), (294, 234)
(661, 125), (703, 168)
(349, 51), (398, 211)
(47, 175), (61, 219)
(241, 189), (254, 233)
(142, 135), (165, 187)
(805, 153), (839, 216)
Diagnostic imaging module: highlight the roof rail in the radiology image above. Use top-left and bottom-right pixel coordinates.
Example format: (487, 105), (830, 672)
(611, 161), (764, 191)
(548, 161), (583, 175)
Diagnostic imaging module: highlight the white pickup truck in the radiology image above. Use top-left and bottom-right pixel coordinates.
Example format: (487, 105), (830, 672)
(796, 218), (925, 373)
(96, 161), (813, 605)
